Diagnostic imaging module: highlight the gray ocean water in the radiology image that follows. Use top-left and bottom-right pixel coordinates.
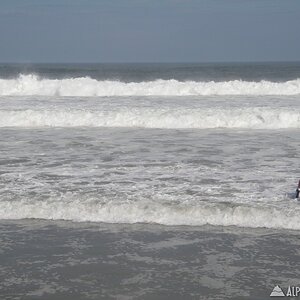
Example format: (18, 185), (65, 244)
(0, 63), (300, 299)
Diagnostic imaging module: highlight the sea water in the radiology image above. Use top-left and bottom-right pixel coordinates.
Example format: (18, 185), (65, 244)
(1, 63), (300, 299)
(0, 63), (300, 230)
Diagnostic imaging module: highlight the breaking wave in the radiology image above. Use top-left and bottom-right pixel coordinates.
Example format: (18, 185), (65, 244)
(0, 74), (300, 96)
(1, 198), (299, 230)
(0, 107), (300, 129)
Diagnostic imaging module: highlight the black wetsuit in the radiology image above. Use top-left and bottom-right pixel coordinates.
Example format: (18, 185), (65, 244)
(296, 188), (300, 198)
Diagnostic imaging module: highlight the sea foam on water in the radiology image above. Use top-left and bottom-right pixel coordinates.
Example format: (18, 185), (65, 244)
(0, 74), (300, 96)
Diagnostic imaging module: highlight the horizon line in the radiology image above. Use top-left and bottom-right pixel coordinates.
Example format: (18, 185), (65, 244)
(1, 60), (300, 65)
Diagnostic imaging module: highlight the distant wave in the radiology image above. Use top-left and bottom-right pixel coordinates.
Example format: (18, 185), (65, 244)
(0, 74), (300, 96)
(1, 198), (300, 230)
(0, 107), (300, 129)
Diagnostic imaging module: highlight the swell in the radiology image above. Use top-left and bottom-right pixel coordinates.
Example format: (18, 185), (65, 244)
(0, 74), (300, 96)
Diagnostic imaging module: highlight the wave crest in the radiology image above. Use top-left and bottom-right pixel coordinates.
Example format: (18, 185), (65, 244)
(1, 198), (299, 230)
(0, 74), (300, 96)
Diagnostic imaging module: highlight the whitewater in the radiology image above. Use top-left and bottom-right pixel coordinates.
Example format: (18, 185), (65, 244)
(1, 125), (299, 231)
(1, 92), (300, 129)
(1, 195), (300, 230)
(0, 63), (300, 231)
(0, 74), (300, 96)
(1, 105), (300, 129)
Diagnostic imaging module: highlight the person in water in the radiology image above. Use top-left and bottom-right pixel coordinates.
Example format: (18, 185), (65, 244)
(296, 180), (300, 198)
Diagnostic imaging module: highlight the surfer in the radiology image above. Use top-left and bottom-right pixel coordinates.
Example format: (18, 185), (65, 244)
(296, 180), (300, 199)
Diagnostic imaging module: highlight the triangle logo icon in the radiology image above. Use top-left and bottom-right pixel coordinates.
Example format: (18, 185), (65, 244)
(270, 285), (285, 297)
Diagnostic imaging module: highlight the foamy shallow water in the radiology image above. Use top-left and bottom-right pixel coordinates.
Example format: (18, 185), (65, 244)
(0, 124), (299, 230)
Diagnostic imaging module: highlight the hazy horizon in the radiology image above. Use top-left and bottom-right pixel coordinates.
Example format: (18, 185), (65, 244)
(1, 61), (300, 65)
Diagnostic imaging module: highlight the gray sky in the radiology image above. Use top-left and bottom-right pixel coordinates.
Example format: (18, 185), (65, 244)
(0, 0), (300, 63)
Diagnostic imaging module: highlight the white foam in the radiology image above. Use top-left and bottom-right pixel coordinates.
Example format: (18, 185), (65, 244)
(0, 107), (299, 129)
(1, 198), (299, 230)
(0, 74), (300, 96)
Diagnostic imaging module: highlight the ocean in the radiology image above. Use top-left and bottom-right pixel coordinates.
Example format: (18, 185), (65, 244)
(0, 63), (300, 299)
